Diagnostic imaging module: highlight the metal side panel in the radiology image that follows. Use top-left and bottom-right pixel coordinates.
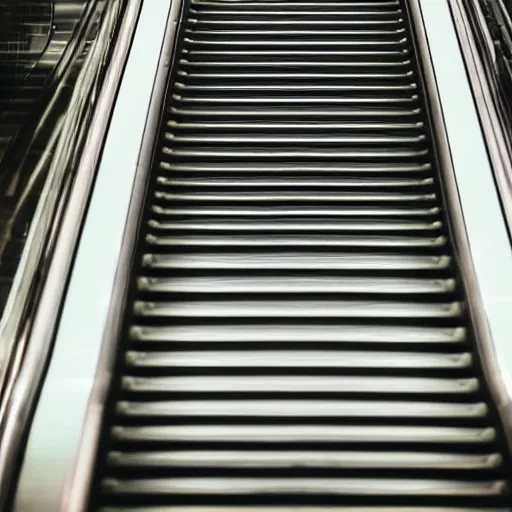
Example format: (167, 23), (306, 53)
(11, 1), (174, 511)
(418, 0), (512, 402)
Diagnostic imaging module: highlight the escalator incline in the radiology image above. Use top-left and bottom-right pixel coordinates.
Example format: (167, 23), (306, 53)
(90, 0), (512, 510)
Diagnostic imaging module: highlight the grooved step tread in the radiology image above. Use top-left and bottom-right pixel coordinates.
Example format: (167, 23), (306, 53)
(91, 0), (512, 510)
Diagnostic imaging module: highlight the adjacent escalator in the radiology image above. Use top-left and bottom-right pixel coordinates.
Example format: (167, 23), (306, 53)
(0, 0), (89, 316)
(89, 0), (512, 510)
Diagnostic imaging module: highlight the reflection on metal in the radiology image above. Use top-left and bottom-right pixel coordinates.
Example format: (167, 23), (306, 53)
(0, 1), (87, 163)
(447, 0), (512, 246)
(0, 0), (94, 381)
(0, 1), (107, 403)
(0, 0), (139, 509)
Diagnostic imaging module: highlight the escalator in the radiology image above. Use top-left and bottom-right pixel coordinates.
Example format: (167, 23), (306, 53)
(0, 0), (91, 316)
(79, 0), (511, 509)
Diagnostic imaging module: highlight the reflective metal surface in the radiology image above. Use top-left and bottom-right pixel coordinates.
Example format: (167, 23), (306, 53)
(0, 0), (92, 380)
(0, 0), (144, 508)
(447, 0), (512, 248)
(0, 0), (89, 274)
(15, 0), (512, 510)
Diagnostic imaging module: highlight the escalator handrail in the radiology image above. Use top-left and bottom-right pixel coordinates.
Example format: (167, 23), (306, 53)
(0, 1), (111, 403)
(0, 0), (142, 508)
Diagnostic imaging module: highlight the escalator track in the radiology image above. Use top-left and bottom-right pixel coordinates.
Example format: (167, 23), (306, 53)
(89, 0), (512, 509)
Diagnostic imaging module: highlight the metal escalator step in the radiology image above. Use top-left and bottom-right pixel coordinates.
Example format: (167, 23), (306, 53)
(147, 216), (442, 228)
(120, 376), (479, 394)
(158, 163), (433, 172)
(128, 324), (467, 343)
(90, 0), (512, 509)
(153, 190), (436, 201)
(144, 234), (448, 248)
(123, 350), (473, 370)
(155, 176), (434, 186)
(131, 300), (463, 318)
(110, 424), (497, 443)
(167, 120), (424, 131)
(169, 106), (421, 120)
(141, 252), (452, 270)
(101, 478), (508, 496)
(136, 276), (455, 294)
(182, 34), (410, 46)
(115, 400), (488, 418)
(106, 450), (502, 470)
